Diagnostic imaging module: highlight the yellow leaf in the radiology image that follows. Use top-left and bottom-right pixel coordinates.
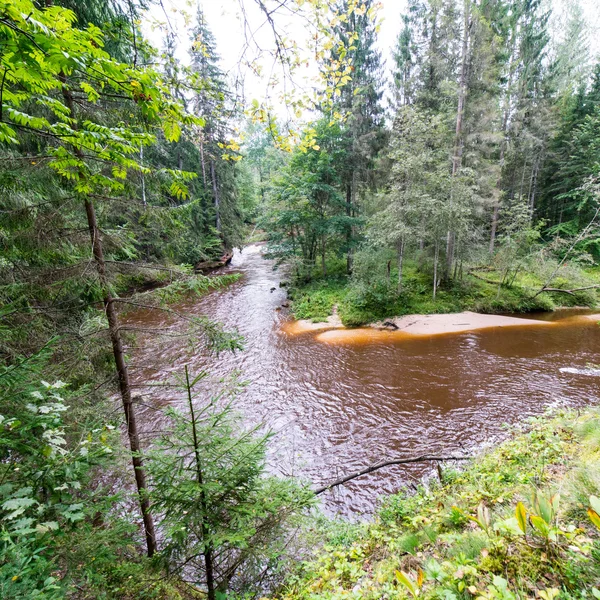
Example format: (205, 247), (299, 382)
(515, 501), (527, 533)
(588, 507), (600, 530)
(395, 570), (417, 597)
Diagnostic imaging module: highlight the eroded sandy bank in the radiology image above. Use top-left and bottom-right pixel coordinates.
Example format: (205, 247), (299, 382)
(280, 313), (344, 335)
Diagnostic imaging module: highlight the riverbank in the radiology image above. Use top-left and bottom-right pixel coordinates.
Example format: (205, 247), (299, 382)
(287, 261), (600, 327)
(284, 310), (564, 338)
(275, 406), (600, 599)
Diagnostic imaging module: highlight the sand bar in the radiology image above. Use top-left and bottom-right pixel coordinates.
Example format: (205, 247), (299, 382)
(579, 313), (600, 323)
(372, 311), (553, 335)
(280, 314), (344, 335)
(283, 310), (557, 343)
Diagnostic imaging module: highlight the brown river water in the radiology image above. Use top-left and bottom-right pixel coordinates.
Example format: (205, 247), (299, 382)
(124, 244), (600, 518)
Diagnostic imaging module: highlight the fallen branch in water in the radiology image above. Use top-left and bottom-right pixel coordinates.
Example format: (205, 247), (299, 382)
(536, 285), (600, 296)
(314, 455), (471, 495)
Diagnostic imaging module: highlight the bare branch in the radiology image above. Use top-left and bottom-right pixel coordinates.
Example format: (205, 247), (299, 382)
(538, 285), (600, 296)
(314, 455), (471, 495)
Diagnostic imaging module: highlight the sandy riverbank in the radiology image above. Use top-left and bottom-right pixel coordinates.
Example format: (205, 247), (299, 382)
(280, 313), (344, 335)
(371, 310), (554, 335)
(283, 310), (557, 340)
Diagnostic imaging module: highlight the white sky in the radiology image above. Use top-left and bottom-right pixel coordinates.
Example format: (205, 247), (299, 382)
(143, 0), (600, 110)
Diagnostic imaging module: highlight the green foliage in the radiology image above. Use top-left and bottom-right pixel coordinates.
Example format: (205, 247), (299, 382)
(264, 119), (356, 280)
(276, 409), (600, 599)
(0, 353), (111, 597)
(290, 275), (348, 322)
(288, 252), (597, 326)
(153, 273), (242, 305)
(145, 367), (315, 596)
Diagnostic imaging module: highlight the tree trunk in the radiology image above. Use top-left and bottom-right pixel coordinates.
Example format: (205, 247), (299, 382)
(210, 160), (221, 233)
(140, 146), (146, 207)
(321, 236), (327, 276)
(345, 181), (353, 274)
(489, 200), (499, 254)
(445, 230), (455, 279)
(60, 74), (156, 557)
(433, 241), (439, 300)
(185, 367), (216, 600)
(529, 154), (541, 217)
(199, 133), (207, 187)
(518, 158), (528, 202)
(452, 0), (470, 178)
(490, 20), (517, 255)
(448, 0), (470, 277)
(397, 238), (405, 293)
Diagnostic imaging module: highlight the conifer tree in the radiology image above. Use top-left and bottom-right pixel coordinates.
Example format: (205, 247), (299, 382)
(327, 0), (386, 272)
(189, 6), (244, 247)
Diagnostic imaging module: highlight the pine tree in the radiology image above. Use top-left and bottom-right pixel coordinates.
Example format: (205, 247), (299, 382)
(500, 0), (552, 215)
(392, 1), (426, 107)
(552, 1), (591, 96)
(146, 367), (313, 599)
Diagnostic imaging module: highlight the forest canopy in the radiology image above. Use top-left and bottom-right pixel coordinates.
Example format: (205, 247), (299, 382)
(1, 0), (600, 598)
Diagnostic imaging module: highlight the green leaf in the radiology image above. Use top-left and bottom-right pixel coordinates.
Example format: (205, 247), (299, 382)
(590, 495), (600, 515)
(534, 492), (553, 524)
(530, 514), (550, 537)
(2, 496), (37, 519)
(36, 521), (59, 535)
(494, 517), (524, 537)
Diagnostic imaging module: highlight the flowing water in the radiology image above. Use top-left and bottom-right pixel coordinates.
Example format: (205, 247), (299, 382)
(124, 245), (600, 518)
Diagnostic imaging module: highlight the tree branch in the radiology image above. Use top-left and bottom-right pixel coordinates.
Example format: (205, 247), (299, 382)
(538, 285), (600, 296)
(467, 270), (501, 286)
(314, 455), (470, 495)
(533, 201), (600, 298)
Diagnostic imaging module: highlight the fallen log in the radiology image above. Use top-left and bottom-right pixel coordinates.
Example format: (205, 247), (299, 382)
(314, 454), (470, 495)
(194, 250), (233, 273)
(536, 284), (600, 297)
(467, 270), (502, 286)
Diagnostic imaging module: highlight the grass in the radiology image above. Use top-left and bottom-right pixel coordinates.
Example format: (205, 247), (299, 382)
(287, 257), (599, 327)
(274, 407), (600, 599)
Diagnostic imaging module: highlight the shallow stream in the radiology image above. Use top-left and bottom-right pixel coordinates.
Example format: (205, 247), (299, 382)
(124, 245), (600, 517)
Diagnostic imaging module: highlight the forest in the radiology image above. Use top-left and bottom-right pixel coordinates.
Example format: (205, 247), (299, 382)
(1, 0), (600, 599)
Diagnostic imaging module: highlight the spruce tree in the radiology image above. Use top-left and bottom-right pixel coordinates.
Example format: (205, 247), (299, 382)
(189, 6), (242, 246)
(327, 0), (386, 272)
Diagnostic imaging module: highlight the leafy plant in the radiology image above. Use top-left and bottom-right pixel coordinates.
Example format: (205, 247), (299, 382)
(396, 568), (424, 598)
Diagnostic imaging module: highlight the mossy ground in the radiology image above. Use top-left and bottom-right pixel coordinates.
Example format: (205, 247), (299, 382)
(275, 407), (600, 599)
(287, 258), (599, 326)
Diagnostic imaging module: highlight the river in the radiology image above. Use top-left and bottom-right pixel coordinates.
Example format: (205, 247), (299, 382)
(124, 244), (600, 518)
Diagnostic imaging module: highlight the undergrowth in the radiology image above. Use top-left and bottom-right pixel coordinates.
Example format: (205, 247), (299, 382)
(275, 407), (600, 599)
(287, 259), (598, 326)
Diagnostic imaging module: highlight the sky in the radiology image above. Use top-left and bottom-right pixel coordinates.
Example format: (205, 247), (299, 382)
(143, 0), (600, 110)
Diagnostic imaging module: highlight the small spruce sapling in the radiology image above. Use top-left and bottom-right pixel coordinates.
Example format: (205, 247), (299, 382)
(145, 366), (314, 599)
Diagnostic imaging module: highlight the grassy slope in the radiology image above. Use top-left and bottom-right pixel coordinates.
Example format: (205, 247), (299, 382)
(288, 260), (599, 327)
(276, 408), (600, 599)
